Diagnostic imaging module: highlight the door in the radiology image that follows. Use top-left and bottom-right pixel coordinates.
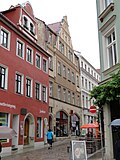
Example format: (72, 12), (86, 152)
(24, 118), (29, 145)
(12, 115), (19, 149)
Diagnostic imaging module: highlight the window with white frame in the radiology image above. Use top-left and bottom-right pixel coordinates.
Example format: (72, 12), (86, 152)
(49, 81), (53, 97)
(23, 16), (28, 29)
(36, 53), (41, 69)
(68, 51), (73, 62)
(1, 27), (10, 49)
(43, 58), (48, 73)
(57, 61), (61, 75)
(68, 91), (71, 103)
(26, 77), (32, 97)
(58, 85), (61, 100)
(16, 39), (24, 59)
(42, 85), (47, 102)
(0, 112), (8, 127)
(85, 79), (87, 89)
(63, 65), (66, 78)
(49, 56), (53, 70)
(82, 77), (84, 87)
(0, 65), (8, 90)
(68, 68), (70, 81)
(106, 30), (117, 68)
(86, 96), (88, 108)
(35, 82), (41, 100)
(82, 95), (85, 107)
(63, 88), (66, 102)
(72, 72), (75, 84)
(72, 92), (75, 105)
(15, 73), (24, 94)
(76, 75), (79, 87)
(26, 47), (33, 64)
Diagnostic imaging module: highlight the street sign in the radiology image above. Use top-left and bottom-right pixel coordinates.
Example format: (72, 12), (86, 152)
(89, 106), (96, 113)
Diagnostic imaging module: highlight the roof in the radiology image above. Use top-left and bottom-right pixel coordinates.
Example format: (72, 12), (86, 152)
(48, 22), (61, 34)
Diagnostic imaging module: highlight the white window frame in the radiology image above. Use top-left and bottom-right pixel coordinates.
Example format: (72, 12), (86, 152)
(49, 81), (53, 97)
(35, 81), (41, 100)
(42, 85), (47, 102)
(0, 64), (8, 90)
(36, 53), (41, 69)
(16, 38), (24, 59)
(43, 58), (48, 73)
(15, 72), (24, 95)
(0, 26), (10, 50)
(26, 46), (33, 64)
(26, 77), (33, 98)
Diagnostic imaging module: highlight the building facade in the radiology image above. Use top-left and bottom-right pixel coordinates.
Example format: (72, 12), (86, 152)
(47, 16), (82, 137)
(96, 0), (120, 159)
(0, 2), (49, 153)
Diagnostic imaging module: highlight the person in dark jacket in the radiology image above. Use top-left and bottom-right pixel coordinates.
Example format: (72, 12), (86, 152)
(116, 133), (120, 160)
(46, 129), (53, 149)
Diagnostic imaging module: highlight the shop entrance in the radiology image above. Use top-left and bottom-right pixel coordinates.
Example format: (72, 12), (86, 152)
(56, 111), (68, 137)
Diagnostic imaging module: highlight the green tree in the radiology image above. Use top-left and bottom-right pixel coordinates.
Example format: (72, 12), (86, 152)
(90, 69), (120, 107)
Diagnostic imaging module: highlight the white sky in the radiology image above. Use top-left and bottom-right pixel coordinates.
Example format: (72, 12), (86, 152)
(0, 0), (100, 69)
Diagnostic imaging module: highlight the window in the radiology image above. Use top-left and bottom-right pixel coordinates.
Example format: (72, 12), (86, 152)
(77, 95), (80, 106)
(57, 61), (61, 75)
(43, 58), (48, 73)
(68, 91), (71, 103)
(76, 75), (79, 87)
(72, 72), (75, 84)
(42, 86), (47, 102)
(48, 33), (52, 44)
(82, 77), (84, 87)
(81, 61), (83, 68)
(0, 65), (8, 90)
(35, 82), (41, 100)
(72, 92), (75, 105)
(49, 81), (53, 97)
(26, 78), (32, 97)
(1, 28), (10, 49)
(89, 81), (91, 90)
(49, 56), (53, 70)
(63, 65), (66, 78)
(85, 79), (87, 89)
(58, 86), (61, 100)
(30, 23), (34, 34)
(37, 117), (42, 138)
(106, 31), (117, 68)
(59, 41), (64, 53)
(23, 16), (28, 29)
(68, 68), (70, 81)
(82, 95), (85, 107)
(0, 112), (8, 126)
(68, 51), (73, 62)
(86, 97), (88, 108)
(16, 40), (24, 59)
(63, 88), (66, 102)
(36, 53), (41, 69)
(26, 47), (33, 64)
(15, 73), (23, 94)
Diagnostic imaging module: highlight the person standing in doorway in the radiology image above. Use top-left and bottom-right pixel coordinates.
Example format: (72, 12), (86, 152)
(46, 129), (53, 149)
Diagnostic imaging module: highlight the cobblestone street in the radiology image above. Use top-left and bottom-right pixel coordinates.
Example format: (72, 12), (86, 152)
(2, 139), (70, 160)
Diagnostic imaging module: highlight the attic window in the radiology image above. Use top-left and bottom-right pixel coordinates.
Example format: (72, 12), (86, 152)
(30, 23), (34, 35)
(24, 17), (28, 29)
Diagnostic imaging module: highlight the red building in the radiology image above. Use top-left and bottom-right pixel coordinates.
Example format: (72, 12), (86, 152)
(0, 2), (49, 152)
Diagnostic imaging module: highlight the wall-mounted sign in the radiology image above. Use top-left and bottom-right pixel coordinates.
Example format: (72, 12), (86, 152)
(72, 140), (87, 160)
(40, 110), (46, 114)
(0, 102), (16, 109)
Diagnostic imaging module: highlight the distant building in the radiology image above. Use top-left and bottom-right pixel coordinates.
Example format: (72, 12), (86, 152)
(76, 53), (101, 126)
(0, 2), (49, 152)
(96, 0), (120, 159)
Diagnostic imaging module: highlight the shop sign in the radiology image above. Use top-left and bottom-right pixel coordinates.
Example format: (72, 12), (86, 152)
(0, 102), (16, 109)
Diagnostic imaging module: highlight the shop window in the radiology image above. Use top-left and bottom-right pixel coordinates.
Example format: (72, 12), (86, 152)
(37, 117), (42, 138)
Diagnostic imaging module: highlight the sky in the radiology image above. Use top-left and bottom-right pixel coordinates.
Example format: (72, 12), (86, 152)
(0, 0), (100, 69)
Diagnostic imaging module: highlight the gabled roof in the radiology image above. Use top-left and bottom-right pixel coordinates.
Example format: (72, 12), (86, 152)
(48, 22), (61, 34)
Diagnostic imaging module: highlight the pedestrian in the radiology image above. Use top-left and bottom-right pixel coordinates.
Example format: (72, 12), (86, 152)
(46, 129), (53, 149)
(116, 133), (120, 160)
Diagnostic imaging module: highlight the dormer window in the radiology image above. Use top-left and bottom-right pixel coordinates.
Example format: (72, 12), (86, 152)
(30, 23), (34, 35)
(24, 17), (28, 29)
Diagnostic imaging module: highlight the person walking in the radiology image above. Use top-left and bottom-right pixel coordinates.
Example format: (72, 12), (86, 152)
(46, 129), (53, 149)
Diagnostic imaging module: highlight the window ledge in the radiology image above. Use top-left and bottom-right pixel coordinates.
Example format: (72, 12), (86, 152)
(99, 3), (114, 22)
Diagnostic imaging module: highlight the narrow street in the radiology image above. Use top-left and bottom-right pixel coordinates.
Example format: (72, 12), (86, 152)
(1, 138), (103, 160)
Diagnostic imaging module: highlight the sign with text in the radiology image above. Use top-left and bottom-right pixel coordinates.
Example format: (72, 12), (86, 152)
(72, 140), (87, 160)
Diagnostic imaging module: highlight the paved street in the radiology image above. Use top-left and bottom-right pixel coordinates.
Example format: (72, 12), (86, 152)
(1, 138), (103, 160)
